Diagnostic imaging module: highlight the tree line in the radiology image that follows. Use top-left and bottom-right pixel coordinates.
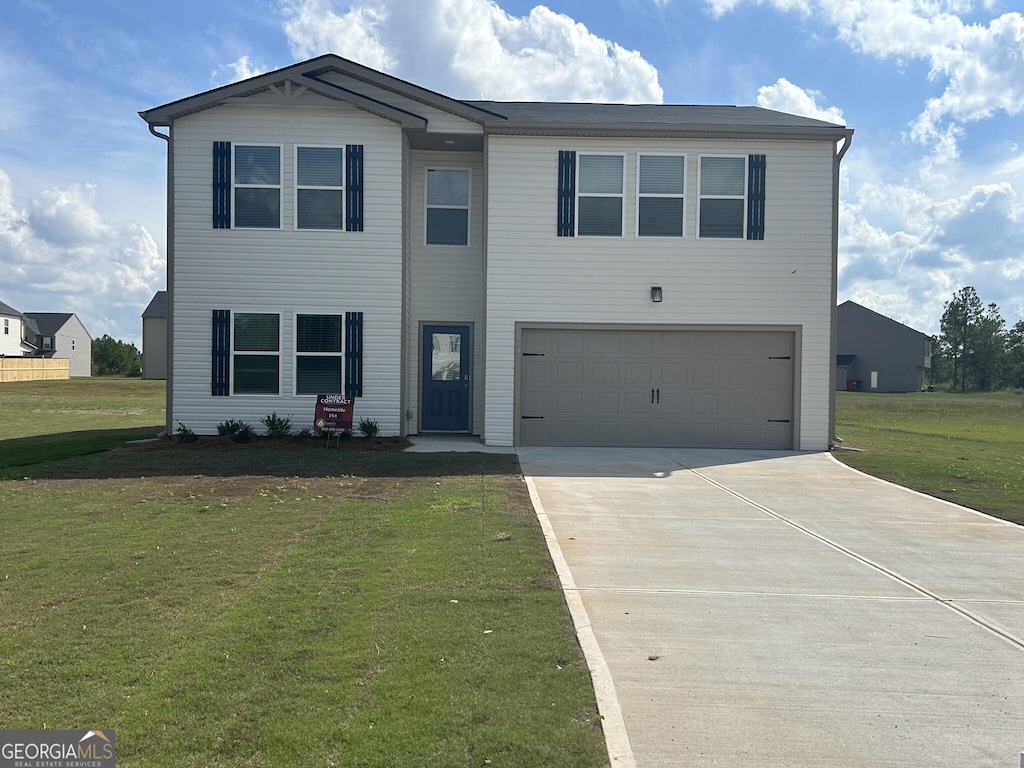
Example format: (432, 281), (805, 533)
(935, 286), (1024, 392)
(91, 335), (142, 377)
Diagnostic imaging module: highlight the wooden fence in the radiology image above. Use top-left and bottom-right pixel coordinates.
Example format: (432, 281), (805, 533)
(0, 357), (70, 382)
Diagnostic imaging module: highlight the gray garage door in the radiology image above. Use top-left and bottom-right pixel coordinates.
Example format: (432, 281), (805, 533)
(519, 328), (794, 448)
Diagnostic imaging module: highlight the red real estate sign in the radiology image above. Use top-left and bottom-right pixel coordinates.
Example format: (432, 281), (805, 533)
(314, 394), (354, 433)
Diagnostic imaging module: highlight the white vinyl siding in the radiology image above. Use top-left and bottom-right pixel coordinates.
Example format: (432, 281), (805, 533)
(484, 135), (836, 450)
(170, 102), (403, 435)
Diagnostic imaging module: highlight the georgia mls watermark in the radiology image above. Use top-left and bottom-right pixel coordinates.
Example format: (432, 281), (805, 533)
(0, 730), (115, 768)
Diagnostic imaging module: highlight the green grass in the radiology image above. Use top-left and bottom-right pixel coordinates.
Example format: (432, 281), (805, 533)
(0, 378), (165, 469)
(834, 391), (1024, 524)
(0, 382), (609, 767)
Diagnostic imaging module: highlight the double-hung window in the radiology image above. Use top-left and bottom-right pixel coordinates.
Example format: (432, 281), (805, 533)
(698, 156), (747, 238)
(234, 145), (281, 228)
(577, 154), (624, 236)
(232, 313), (280, 394)
(426, 169), (470, 245)
(637, 154), (685, 237)
(295, 314), (343, 395)
(296, 146), (344, 230)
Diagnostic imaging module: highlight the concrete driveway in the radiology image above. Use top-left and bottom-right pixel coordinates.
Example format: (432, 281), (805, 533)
(517, 448), (1024, 768)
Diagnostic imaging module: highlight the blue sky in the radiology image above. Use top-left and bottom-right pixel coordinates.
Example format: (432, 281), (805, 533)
(1, 0), (1022, 346)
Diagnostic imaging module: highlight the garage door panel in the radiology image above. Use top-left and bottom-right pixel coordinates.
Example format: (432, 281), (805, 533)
(519, 328), (794, 449)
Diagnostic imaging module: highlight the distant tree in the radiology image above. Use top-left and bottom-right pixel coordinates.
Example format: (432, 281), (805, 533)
(1006, 321), (1024, 390)
(939, 286), (983, 392)
(92, 335), (141, 376)
(970, 303), (1006, 391)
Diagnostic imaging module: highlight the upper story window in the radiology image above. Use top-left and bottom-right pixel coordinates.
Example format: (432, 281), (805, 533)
(295, 314), (343, 395)
(3, 319), (8, 335)
(234, 145), (281, 229)
(232, 312), (280, 394)
(698, 156), (746, 239)
(637, 154), (685, 237)
(426, 169), (470, 246)
(296, 147), (344, 230)
(577, 154), (624, 237)
(71, 339), (76, 351)
(42, 337), (52, 350)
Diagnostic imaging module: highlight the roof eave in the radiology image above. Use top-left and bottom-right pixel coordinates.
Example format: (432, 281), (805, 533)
(485, 121), (853, 142)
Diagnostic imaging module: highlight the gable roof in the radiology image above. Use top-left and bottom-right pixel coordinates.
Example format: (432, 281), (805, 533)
(24, 312), (75, 337)
(0, 299), (22, 318)
(837, 300), (929, 339)
(140, 53), (852, 144)
(143, 291), (167, 319)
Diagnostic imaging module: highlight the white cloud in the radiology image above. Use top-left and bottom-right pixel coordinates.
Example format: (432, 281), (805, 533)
(708, 1), (1024, 155)
(279, 0), (663, 103)
(839, 175), (1024, 334)
(0, 170), (162, 344)
(213, 55), (269, 85)
(756, 78), (845, 123)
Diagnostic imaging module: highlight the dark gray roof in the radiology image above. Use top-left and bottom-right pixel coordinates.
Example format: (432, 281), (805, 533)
(24, 313), (74, 336)
(141, 54), (852, 143)
(143, 291), (167, 319)
(0, 299), (22, 317)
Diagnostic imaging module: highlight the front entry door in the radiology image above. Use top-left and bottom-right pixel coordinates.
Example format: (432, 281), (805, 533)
(421, 325), (470, 431)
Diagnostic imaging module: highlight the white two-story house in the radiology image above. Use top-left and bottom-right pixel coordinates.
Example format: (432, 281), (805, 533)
(140, 54), (853, 450)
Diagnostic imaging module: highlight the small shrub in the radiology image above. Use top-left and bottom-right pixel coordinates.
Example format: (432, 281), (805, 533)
(297, 426), (314, 439)
(260, 412), (292, 438)
(231, 424), (257, 443)
(175, 421), (198, 443)
(217, 419), (248, 437)
(358, 418), (380, 438)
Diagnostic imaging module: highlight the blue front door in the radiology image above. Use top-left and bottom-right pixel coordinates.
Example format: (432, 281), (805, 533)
(421, 325), (470, 431)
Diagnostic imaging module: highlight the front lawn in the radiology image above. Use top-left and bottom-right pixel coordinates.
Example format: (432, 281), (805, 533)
(0, 443), (609, 767)
(833, 391), (1024, 524)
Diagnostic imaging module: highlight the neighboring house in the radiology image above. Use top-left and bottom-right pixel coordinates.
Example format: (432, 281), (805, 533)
(0, 299), (37, 357)
(836, 300), (932, 392)
(140, 54), (853, 450)
(142, 291), (168, 380)
(23, 313), (93, 377)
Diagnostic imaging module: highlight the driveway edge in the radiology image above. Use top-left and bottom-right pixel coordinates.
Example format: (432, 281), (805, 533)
(523, 474), (637, 768)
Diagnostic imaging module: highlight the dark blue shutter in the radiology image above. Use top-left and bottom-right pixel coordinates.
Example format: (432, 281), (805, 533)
(212, 309), (231, 396)
(747, 154), (766, 241)
(346, 145), (364, 232)
(345, 311), (363, 397)
(557, 150), (576, 237)
(213, 142), (232, 229)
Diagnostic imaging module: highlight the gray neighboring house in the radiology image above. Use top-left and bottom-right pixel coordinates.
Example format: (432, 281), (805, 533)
(23, 313), (93, 377)
(836, 300), (932, 392)
(142, 291), (168, 380)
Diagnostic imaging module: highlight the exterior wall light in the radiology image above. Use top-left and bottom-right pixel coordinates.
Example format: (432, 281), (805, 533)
(651, 286), (663, 303)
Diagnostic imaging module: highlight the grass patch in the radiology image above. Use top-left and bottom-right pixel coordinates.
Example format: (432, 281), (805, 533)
(0, 380), (609, 767)
(834, 391), (1024, 524)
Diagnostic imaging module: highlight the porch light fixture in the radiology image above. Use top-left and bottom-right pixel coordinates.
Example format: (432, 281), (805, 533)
(650, 286), (663, 303)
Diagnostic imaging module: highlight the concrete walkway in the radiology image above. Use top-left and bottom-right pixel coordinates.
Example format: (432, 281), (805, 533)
(518, 448), (1024, 768)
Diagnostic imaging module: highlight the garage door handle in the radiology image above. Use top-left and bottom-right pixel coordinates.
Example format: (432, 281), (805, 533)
(767, 419), (791, 423)
(650, 389), (660, 404)
(521, 415), (544, 420)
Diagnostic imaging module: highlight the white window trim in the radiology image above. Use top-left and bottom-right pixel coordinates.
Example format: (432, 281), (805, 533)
(232, 143), (283, 230)
(424, 167), (471, 247)
(697, 154), (748, 240)
(636, 153), (687, 238)
(230, 310), (282, 396)
(293, 312), (345, 397)
(576, 152), (626, 238)
(294, 145), (345, 231)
